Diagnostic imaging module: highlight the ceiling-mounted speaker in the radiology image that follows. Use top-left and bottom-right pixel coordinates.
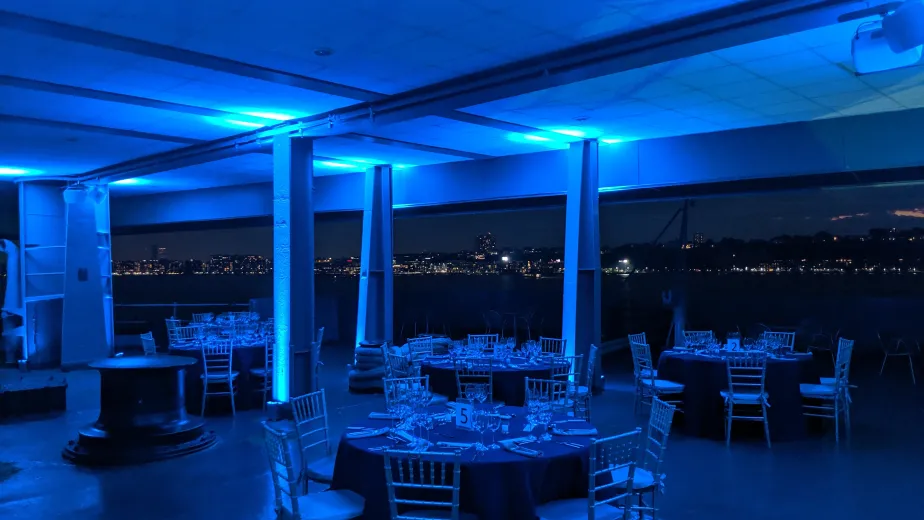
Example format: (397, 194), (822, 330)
(882, 0), (924, 52)
(853, 21), (922, 74)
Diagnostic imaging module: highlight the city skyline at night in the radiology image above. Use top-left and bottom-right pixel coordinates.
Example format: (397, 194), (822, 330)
(109, 183), (924, 262)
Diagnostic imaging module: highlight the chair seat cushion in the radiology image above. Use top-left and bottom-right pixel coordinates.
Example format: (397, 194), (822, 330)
(640, 378), (684, 392)
(720, 390), (769, 404)
(304, 454), (336, 484)
(574, 385), (590, 396)
(201, 371), (239, 380)
(536, 498), (635, 520)
(249, 367), (268, 377)
(819, 377), (835, 385)
(800, 383), (836, 397)
(640, 368), (658, 378)
(610, 466), (657, 491)
(294, 489), (365, 520)
(402, 510), (478, 520)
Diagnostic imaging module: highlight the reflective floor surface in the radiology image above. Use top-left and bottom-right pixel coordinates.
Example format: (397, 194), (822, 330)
(1, 346), (921, 520)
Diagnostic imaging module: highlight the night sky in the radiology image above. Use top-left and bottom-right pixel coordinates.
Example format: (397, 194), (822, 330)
(109, 183), (924, 261)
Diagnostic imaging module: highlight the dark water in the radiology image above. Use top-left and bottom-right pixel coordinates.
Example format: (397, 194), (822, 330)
(112, 273), (924, 351)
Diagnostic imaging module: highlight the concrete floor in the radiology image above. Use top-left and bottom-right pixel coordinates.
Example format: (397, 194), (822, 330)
(0, 347), (921, 520)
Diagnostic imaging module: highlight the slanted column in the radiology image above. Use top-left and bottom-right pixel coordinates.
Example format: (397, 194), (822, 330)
(272, 135), (316, 402)
(356, 165), (394, 347)
(562, 140), (601, 374)
(61, 184), (114, 367)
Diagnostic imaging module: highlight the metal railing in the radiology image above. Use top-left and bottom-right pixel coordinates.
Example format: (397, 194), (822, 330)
(114, 302), (251, 320)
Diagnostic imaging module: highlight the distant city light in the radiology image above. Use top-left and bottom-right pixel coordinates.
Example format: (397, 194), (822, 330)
(620, 259), (629, 263)
(501, 256), (509, 262)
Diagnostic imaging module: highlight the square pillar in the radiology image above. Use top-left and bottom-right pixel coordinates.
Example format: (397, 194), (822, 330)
(16, 182), (67, 368)
(61, 184), (114, 367)
(356, 165), (394, 347)
(562, 140), (601, 366)
(272, 135), (316, 401)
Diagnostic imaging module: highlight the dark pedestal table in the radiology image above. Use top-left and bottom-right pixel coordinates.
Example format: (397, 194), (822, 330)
(62, 355), (217, 466)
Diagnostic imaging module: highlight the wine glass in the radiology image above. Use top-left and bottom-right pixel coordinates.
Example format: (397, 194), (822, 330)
(525, 390), (539, 439)
(537, 396), (553, 441)
(475, 383), (489, 406)
(464, 384), (478, 403)
(472, 410), (488, 452)
(487, 413), (502, 449)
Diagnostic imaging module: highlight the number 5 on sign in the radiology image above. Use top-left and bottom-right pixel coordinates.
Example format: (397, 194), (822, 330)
(455, 402), (474, 430)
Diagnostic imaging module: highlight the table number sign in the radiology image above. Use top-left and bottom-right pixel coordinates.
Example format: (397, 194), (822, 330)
(454, 401), (474, 430)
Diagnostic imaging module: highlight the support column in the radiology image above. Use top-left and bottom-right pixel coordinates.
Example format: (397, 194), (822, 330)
(17, 182), (67, 368)
(356, 165), (394, 347)
(562, 140), (601, 374)
(61, 184), (113, 367)
(272, 135), (316, 402)
(672, 200), (690, 347)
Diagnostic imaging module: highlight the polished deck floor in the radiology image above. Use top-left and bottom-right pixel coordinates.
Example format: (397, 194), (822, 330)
(0, 347), (920, 520)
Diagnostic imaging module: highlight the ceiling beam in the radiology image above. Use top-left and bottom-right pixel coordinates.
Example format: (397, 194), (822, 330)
(0, 10), (383, 103)
(0, 75), (487, 160)
(339, 134), (491, 160)
(0, 113), (202, 144)
(72, 0), (868, 182)
(0, 10), (547, 136)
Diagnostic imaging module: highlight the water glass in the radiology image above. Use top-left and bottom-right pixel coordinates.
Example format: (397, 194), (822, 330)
(537, 397), (553, 441)
(475, 383), (489, 406)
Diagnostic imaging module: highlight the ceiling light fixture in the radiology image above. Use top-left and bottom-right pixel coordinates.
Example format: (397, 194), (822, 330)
(0, 166), (41, 176)
(552, 129), (585, 137)
(225, 119), (264, 128)
(601, 138), (624, 144)
(523, 134), (551, 142)
(318, 161), (356, 169)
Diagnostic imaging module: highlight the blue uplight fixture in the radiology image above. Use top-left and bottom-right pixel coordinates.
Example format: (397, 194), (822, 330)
(317, 161), (358, 169)
(551, 129), (586, 138)
(0, 166), (42, 176)
(225, 119), (265, 128)
(111, 178), (149, 186)
(241, 111), (295, 121)
(601, 137), (626, 144)
(524, 134), (551, 142)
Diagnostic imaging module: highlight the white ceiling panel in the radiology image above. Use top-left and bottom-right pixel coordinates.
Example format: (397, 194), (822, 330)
(110, 153), (272, 195)
(0, 85), (236, 140)
(0, 121), (180, 176)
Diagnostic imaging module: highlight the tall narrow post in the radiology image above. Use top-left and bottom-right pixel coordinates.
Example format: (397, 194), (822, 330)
(272, 135), (316, 402)
(356, 165), (394, 347)
(673, 200), (690, 347)
(61, 184), (113, 367)
(562, 140), (601, 372)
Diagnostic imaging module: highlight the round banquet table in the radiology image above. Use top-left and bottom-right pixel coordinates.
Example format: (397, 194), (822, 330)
(657, 351), (821, 441)
(169, 343), (266, 414)
(420, 357), (558, 406)
(62, 355), (216, 465)
(331, 405), (609, 520)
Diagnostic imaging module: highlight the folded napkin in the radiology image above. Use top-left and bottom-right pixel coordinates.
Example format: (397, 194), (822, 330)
(347, 427), (389, 439)
(435, 441), (475, 449)
(368, 412), (397, 420)
(499, 439), (542, 458)
(392, 429), (432, 448)
(551, 427), (598, 436)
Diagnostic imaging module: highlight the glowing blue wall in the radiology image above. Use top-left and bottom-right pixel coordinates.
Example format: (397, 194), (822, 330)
(110, 107), (924, 226)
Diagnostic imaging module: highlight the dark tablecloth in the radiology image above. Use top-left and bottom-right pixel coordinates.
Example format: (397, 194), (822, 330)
(169, 344), (266, 414)
(657, 352), (820, 441)
(331, 405), (609, 520)
(421, 357), (556, 406)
